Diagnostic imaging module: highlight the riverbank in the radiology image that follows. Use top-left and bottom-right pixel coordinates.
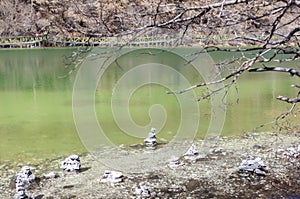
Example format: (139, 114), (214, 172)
(1, 132), (299, 198)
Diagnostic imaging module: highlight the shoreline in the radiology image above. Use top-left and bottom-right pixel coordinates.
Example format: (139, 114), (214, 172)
(1, 35), (299, 49)
(1, 132), (299, 198)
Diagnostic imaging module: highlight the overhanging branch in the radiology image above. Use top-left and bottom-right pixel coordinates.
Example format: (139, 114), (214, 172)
(277, 96), (300, 103)
(248, 66), (300, 77)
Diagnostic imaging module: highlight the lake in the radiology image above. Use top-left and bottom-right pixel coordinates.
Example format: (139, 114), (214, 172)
(0, 47), (298, 163)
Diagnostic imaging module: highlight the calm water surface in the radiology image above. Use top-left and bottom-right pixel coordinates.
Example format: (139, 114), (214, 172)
(0, 48), (298, 162)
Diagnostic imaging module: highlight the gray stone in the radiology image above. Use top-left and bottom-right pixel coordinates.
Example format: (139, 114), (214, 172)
(168, 156), (183, 169)
(43, 171), (58, 179)
(238, 157), (266, 175)
(254, 168), (266, 176)
(135, 183), (151, 198)
(183, 144), (205, 162)
(184, 144), (199, 156)
(100, 170), (124, 185)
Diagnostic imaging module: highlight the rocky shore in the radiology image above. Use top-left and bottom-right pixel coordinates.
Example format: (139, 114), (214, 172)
(1, 132), (300, 199)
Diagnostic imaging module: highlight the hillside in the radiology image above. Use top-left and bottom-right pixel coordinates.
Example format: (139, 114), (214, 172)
(0, 0), (298, 46)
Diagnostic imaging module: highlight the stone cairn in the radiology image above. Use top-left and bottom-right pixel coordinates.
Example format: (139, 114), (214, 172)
(60, 154), (81, 172)
(13, 166), (35, 199)
(284, 145), (300, 168)
(168, 144), (204, 169)
(238, 157), (266, 176)
(144, 127), (157, 147)
(183, 144), (204, 162)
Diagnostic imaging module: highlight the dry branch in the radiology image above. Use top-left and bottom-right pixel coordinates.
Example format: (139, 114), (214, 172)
(277, 96), (300, 103)
(248, 66), (300, 77)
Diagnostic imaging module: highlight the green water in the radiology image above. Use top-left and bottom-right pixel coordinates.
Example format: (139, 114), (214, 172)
(0, 48), (298, 163)
(0, 48), (84, 162)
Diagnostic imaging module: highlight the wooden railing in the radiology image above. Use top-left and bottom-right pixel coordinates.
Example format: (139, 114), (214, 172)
(0, 35), (48, 48)
(0, 35), (206, 48)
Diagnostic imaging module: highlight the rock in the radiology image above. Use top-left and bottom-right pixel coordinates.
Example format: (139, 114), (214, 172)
(61, 195), (76, 199)
(43, 171), (58, 179)
(10, 177), (16, 189)
(168, 156), (183, 169)
(283, 145), (300, 168)
(63, 185), (75, 189)
(135, 183), (151, 198)
(238, 157), (266, 176)
(253, 145), (266, 149)
(212, 147), (224, 154)
(13, 186), (30, 199)
(183, 144), (205, 162)
(168, 184), (182, 193)
(277, 148), (285, 153)
(284, 145), (300, 158)
(185, 179), (200, 191)
(61, 154), (81, 172)
(34, 195), (44, 199)
(254, 168), (266, 176)
(100, 170), (124, 185)
(184, 144), (199, 156)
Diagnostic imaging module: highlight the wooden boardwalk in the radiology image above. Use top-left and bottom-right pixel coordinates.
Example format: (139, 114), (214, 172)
(0, 35), (47, 48)
(0, 35), (186, 48)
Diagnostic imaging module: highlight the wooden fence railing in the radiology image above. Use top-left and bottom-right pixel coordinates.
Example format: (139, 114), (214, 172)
(0, 35), (220, 48)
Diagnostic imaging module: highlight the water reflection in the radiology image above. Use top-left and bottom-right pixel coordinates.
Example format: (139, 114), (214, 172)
(0, 48), (298, 162)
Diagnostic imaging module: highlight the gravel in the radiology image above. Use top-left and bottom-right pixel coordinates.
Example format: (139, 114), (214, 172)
(1, 132), (299, 199)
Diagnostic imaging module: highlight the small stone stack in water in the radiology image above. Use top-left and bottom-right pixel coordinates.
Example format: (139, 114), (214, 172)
(13, 166), (35, 199)
(144, 127), (157, 147)
(60, 154), (81, 172)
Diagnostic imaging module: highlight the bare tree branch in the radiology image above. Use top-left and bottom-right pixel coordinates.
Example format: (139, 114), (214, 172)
(248, 66), (300, 77)
(277, 96), (300, 103)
